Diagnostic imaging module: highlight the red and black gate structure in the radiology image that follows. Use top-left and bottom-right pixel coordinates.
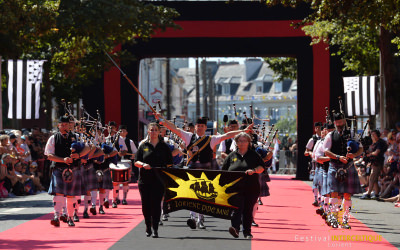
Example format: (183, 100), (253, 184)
(83, 1), (345, 180)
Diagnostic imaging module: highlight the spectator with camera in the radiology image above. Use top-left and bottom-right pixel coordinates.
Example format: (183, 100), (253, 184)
(360, 130), (388, 200)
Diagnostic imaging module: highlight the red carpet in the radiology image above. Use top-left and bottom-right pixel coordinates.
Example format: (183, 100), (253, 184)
(0, 184), (144, 250)
(252, 175), (396, 250)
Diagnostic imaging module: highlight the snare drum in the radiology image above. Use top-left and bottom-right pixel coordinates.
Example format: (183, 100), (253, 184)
(110, 160), (132, 183)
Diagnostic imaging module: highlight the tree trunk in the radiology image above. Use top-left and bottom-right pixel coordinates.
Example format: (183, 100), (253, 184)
(380, 27), (400, 128)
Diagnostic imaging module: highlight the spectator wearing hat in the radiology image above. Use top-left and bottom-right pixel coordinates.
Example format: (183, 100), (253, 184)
(155, 112), (253, 230)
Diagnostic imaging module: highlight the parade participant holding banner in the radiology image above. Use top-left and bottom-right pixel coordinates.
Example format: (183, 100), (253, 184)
(45, 116), (90, 227)
(222, 132), (265, 239)
(323, 112), (363, 229)
(155, 113), (253, 230)
(134, 122), (173, 238)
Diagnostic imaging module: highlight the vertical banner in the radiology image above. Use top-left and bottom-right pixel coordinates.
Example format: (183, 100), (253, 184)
(160, 168), (246, 220)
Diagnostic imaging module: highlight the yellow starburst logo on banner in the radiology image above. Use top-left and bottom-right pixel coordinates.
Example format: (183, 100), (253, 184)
(163, 171), (242, 207)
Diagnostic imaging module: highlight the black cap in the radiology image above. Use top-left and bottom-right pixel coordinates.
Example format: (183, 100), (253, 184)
(9, 133), (17, 139)
(314, 122), (323, 127)
(118, 125), (127, 130)
(333, 112), (345, 121)
(196, 117), (208, 125)
(188, 123), (194, 127)
(59, 116), (70, 123)
(108, 121), (116, 127)
(228, 120), (238, 126)
(327, 123), (335, 129)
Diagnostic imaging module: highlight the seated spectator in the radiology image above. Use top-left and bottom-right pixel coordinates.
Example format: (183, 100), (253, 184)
(0, 134), (10, 155)
(28, 161), (45, 193)
(19, 135), (32, 163)
(378, 165), (396, 198)
(355, 160), (368, 188)
(1, 154), (24, 196)
(14, 162), (35, 195)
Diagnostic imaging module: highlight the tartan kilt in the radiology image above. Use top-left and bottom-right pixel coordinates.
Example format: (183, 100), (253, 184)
(320, 166), (329, 196)
(327, 161), (363, 195)
(98, 168), (113, 190)
(259, 173), (270, 197)
(312, 163), (321, 189)
(48, 167), (83, 196)
(82, 163), (99, 192)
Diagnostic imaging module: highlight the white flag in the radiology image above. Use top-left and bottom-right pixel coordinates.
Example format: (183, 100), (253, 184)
(343, 76), (377, 116)
(7, 60), (44, 119)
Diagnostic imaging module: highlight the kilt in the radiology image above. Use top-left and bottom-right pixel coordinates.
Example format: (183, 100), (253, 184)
(312, 162), (321, 189)
(48, 167), (83, 196)
(259, 172), (270, 197)
(98, 168), (113, 190)
(326, 161), (363, 195)
(319, 164), (329, 196)
(82, 162), (98, 192)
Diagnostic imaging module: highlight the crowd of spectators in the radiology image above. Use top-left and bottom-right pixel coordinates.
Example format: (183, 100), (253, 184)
(0, 126), (50, 198)
(356, 123), (400, 207)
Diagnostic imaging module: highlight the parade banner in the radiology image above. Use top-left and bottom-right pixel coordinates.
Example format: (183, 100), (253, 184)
(160, 168), (246, 220)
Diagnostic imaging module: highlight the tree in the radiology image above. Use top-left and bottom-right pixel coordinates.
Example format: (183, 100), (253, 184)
(264, 0), (400, 127)
(0, 0), (179, 126)
(263, 57), (297, 81)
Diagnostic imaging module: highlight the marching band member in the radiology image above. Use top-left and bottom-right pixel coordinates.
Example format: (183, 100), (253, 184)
(323, 112), (363, 229)
(218, 120), (239, 160)
(134, 122), (173, 238)
(45, 116), (90, 227)
(156, 113), (252, 230)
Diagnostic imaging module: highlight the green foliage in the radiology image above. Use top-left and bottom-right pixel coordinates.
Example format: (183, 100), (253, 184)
(0, 0), (179, 101)
(274, 117), (296, 138)
(263, 57), (297, 81)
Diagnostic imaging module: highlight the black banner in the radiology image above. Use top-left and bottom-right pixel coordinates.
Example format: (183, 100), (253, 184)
(159, 168), (246, 220)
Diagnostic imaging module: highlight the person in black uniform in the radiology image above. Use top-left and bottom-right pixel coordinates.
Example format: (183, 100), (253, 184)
(222, 132), (265, 239)
(134, 122), (173, 238)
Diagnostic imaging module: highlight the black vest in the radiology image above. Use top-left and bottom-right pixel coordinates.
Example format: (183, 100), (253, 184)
(188, 135), (213, 163)
(225, 138), (233, 154)
(330, 130), (348, 156)
(53, 132), (73, 167)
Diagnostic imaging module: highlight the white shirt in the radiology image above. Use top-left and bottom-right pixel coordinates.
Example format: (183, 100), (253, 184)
(44, 135), (56, 156)
(313, 139), (325, 161)
(323, 131), (363, 153)
(117, 136), (137, 153)
(306, 138), (315, 150)
(179, 130), (224, 150)
(217, 140), (226, 153)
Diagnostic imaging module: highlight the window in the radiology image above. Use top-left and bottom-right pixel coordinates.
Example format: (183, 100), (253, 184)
(275, 81), (282, 93)
(256, 82), (263, 94)
(223, 84), (230, 95)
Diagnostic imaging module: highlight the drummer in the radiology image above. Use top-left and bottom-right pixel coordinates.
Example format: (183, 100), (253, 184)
(113, 125), (137, 206)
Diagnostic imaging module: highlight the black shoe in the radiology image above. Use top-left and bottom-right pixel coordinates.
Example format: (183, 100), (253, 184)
(187, 218), (196, 229)
(316, 207), (324, 215)
(258, 198), (263, 205)
(51, 217), (60, 227)
(83, 210), (90, 219)
(73, 213), (80, 222)
(251, 221), (259, 227)
(146, 228), (152, 237)
(341, 222), (351, 229)
(331, 218), (339, 228)
(161, 214), (168, 221)
(244, 233), (253, 239)
(360, 194), (371, 200)
(229, 227), (239, 238)
(122, 199), (128, 205)
(99, 206), (105, 214)
(67, 217), (75, 227)
(103, 200), (109, 209)
(321, 213), (327, 220)
(112, 202), (117, 208)
(152, 231), (159, 238)
(116, 198), (121, 205)
(377, 198), (385, 202)
(60, 214), (68, 223)
(197, 221), (206, 229)
(90, 205), (97, 215)
(312, 200), (319, 207)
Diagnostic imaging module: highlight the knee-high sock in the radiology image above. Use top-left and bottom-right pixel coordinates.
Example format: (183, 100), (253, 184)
(99, 192), (106, 206)
(75, 196), (81, 214)
(123, 185), (129, 200)
(84, 195), (91, 210)
(252, 201), (259, 220)
(313, 188), (318, 200)
(67, 197), (75, 218)
(61, 197), (67, 215)
(330, 198), (339, 216)
(323, 196), (330, 213)
(113, 186), (119, 201)
(91, 191), (98, 207)
(343, 199), (352, 222)
(53, 196), (63, 218)
(105, 189), (110, 202)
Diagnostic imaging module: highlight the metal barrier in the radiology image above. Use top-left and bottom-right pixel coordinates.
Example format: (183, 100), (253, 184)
(277, 150), (297, 175)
